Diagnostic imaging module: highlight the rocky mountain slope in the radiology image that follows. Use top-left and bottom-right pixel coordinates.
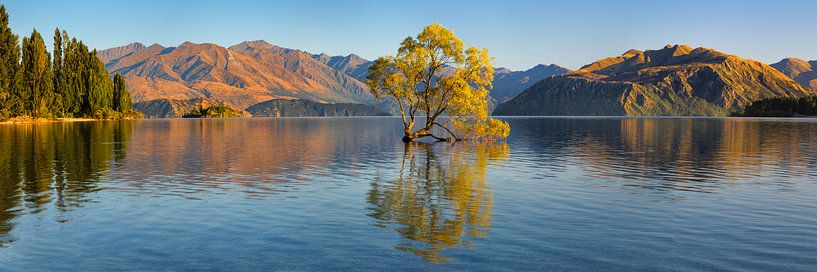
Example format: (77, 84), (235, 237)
(494, 45), (814, 116)
(246, 99), (388, 117)
(771, 58), (817, 90)
(100, 40), (373, 109)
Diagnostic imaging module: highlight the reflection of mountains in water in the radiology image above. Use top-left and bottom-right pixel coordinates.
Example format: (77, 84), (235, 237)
(509, 118), (817, 193)
(366, 143), (509, 263)
(113, 118), (396, 198)
(0, 121), (133, 246)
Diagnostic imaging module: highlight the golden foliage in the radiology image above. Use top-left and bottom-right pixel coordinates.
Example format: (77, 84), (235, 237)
(366, 23), (509, 141)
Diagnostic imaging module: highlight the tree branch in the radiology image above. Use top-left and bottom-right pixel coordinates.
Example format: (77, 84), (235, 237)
(412, 133), (449, 142)
(433, 122), (460, 141)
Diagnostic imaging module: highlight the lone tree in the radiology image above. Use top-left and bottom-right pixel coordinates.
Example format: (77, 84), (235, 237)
(366, 23), (510, 142)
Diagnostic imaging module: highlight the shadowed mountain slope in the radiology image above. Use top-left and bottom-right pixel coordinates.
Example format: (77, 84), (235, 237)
(491, 64), (570, 103)
(133, 98), (248, 118)
(246, 99), (388, 117)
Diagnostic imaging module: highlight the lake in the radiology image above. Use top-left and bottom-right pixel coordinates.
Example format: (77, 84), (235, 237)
(0, 117), (816, 271)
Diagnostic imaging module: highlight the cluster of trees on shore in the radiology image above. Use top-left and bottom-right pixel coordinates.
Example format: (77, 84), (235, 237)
(736, 96), (817, 117)
(183, 103), (245, 118)
(0, 5), (135, 120)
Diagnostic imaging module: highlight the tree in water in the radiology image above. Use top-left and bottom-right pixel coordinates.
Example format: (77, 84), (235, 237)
(366, 23), (510, 142)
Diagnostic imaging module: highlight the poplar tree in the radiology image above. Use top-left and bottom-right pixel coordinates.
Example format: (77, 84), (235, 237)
(62, 36), (85, 116)
(112, 73), (132, 112)
(21, 29), (53, 117)
(52, 27), (65, 116)
(0, 6), (130, 119)
(0, 5), (20, 117)
(87, 49), (113, 114)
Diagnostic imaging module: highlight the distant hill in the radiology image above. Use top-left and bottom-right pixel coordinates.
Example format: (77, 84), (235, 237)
(133, 98), (248, 118)
(494, 45), (814, 116)
(771, 58), (817, 90)
(491, 64), (570, 103)
(311, 53), (372, 82)
(246, 99), (389, 117)
(96, 42), (146, 63)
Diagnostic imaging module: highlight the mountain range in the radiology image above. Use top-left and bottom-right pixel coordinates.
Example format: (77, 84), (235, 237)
(98, 41), (567, 115)
(101, 41), (815, 117)
(494, 45), (814, 116)
(100, 40), (373, 109)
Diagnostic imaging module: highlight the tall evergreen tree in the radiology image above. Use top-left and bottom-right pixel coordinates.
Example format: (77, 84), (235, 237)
(62, 36), (84, 116)
(52, 27), (65, 116)
(61, 35), (95, 117)
(21, 29), (53, 117)
(112, 73), (132, 112)
(87, 49), (113, 114)
(0, 5), (20, 116)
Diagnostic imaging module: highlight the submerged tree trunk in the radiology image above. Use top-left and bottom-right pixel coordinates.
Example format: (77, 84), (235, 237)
(402, 128), (431, 142)
(402, 121), (457, 142)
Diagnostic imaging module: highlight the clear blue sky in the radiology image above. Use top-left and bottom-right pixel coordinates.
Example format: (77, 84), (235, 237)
(3, 0), (816, 70)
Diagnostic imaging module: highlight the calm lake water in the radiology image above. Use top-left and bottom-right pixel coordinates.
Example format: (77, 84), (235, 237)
(1, 117), (816, 271)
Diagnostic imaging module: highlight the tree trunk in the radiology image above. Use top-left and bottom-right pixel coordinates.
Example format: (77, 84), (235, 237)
(400, 117), (463, 142)
(402, 129), (429, 142)
(402, 126), (451, 142)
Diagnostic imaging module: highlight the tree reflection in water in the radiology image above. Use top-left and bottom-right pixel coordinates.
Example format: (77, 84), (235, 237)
(367, 142), (509, 263)
(0, 121), (132, 246)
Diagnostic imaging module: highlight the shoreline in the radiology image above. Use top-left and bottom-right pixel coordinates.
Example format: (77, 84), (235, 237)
(3, 115), (816, 124)
(0, 117), (112, 125)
